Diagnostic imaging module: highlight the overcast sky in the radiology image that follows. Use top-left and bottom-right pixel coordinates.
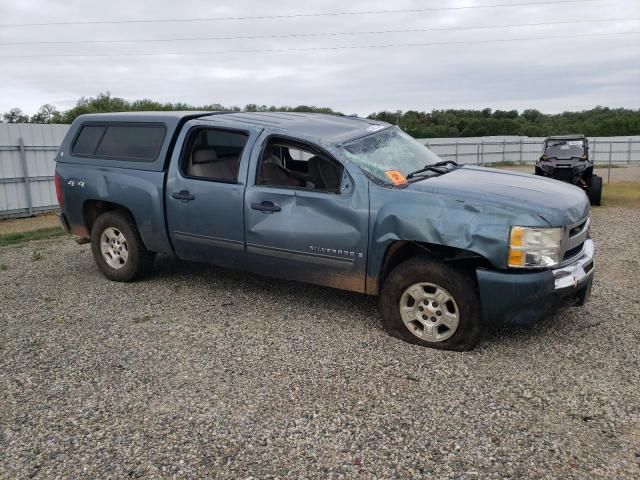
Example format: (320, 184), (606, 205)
(1, 0), (639, 116)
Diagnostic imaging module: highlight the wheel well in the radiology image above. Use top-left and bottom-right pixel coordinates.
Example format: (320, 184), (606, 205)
(584, 165), (593, 181)
(83, 200), (134, 234)
(379, 241), (491, 289)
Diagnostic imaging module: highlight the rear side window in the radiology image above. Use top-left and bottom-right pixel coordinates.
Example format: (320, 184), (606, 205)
(72, 125), (106, 155)
(72, 123), (166, 161)
(183, 128), (249, 182)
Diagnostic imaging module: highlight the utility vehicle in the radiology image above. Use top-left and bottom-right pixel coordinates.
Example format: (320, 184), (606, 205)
(535, 135), (602, 206)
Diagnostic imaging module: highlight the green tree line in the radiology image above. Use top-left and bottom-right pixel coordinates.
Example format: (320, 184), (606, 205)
(0, 93), (339, 126)
(2, 92), (639, 137)
(368, 108), (640, 137)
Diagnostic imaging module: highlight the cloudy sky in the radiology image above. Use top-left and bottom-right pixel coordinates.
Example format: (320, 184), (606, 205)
(1, 0), (639, 116)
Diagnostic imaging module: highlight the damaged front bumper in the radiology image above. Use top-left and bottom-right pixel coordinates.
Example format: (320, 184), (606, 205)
(476, 239), (595, 327)
(553, 239), (594, 290)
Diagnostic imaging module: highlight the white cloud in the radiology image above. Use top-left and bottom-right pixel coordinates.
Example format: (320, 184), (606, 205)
(0, 0), (639, 115)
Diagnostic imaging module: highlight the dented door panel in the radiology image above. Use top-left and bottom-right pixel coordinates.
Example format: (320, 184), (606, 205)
(244, 141), (369, 292)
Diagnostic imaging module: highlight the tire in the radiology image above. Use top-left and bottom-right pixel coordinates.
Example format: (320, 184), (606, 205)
(588, 175), (602, 206)
(90, 210), (154, 282)
(380, 258), (482, 351)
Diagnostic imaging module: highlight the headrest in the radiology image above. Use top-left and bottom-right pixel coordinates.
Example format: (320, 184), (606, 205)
(193, 148), (218, 164)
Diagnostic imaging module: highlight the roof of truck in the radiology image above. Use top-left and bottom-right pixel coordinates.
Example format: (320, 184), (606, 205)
(201, 112), (390, 144)
(76, 111), (214, 119)
(74, 111), (391, 145)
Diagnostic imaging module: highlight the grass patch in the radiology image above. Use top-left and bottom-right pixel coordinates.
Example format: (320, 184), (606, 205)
(0, 213), (59, 235)
(603, 181), (640, 208)
(0, 227), (66, 247)
(594, 163), (625, 169)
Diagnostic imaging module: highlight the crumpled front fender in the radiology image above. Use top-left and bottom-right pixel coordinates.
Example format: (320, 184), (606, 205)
(366, 185), (546, 294)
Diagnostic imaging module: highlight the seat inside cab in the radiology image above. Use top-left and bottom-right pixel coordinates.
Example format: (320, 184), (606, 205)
(257, 141), (342, 192)
(184, 128), (248, 182)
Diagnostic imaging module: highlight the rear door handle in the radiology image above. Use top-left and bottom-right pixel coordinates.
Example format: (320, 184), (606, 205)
(250, 201), (281, 213)
(171, 190), (195, 202)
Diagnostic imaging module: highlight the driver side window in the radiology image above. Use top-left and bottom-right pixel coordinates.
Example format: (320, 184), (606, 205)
(256, 140), (342, 193)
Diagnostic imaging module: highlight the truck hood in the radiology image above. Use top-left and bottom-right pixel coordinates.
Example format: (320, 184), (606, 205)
(405, 165), (590, 226)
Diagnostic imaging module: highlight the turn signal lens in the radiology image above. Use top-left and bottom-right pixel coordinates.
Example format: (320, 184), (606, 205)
(508, 249), (524, 266)
(510, 227), (524, 247)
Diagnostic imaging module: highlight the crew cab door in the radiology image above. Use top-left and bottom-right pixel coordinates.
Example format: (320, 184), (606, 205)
(243, 135), (369, 292)
(165, 121), (262, 267)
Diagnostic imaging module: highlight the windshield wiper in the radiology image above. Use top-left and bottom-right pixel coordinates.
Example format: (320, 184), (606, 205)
(406, 160), (459, 179)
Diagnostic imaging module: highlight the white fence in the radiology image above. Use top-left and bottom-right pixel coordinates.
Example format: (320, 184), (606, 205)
(1, 124), (639, 218)
(419, 135), (640, 167)
(0, 124), (67, 218)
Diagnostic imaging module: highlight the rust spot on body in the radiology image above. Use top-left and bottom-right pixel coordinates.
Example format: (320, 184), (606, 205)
(70, 224), (90, 243)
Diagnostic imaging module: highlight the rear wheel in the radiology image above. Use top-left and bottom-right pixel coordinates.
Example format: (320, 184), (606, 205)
(90, 211), (154, 282)
(588, 175), (602, 206)
(380, 258), (482, 351)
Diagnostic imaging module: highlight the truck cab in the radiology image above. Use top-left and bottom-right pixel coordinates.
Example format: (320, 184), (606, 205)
(55, 112), (595, 351)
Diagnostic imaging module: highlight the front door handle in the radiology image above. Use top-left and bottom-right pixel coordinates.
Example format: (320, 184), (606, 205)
(171, 190), (195, 202)
(250, 201), (281, 213)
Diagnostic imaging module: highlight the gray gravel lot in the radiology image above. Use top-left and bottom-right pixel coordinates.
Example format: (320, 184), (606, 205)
(1, 207), (639, 479)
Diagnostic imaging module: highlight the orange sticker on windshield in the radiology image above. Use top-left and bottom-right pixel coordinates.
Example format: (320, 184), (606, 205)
(384, 170), (407, 185)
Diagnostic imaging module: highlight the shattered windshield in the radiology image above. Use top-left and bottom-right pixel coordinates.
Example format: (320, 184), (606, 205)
(339, 127), (442, 183)
(544, 140), (586, 159)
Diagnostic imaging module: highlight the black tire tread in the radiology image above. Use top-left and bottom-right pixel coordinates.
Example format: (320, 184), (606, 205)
(380, 257), (483, 351)
(589, 175), (602, 206)
(90, 210), (154, 282)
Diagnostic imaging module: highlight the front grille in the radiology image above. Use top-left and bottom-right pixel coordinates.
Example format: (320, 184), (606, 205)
(552, 169), (576, 183)
(563, 243), (584, 261)
(569, 218), (588, 237)
(560, 215), (590, 266)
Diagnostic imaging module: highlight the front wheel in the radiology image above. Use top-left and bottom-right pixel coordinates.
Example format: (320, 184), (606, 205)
(588, 175), (602, 206)
(380, 258), (482, 351)
(90, 211), (154, 282)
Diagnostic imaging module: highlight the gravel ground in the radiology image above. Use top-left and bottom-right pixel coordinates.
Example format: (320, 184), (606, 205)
(1, 207), (639, 479)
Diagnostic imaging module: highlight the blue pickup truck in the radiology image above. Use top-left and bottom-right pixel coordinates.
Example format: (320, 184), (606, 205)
(55, 112), (594, 350)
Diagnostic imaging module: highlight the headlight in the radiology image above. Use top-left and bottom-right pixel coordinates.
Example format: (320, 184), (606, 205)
(508, 226), (563, 268)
